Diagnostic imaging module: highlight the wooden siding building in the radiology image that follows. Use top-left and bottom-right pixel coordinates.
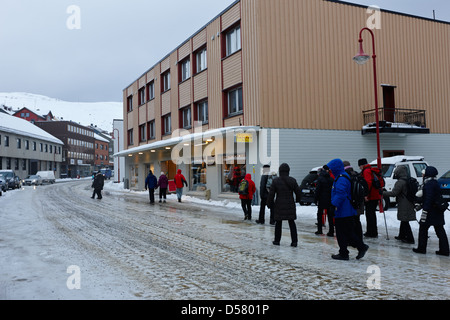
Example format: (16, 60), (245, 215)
(118, 0), (450, 199)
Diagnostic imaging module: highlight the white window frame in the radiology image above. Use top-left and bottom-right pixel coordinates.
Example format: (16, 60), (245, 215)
(180, 59), (190, 82)
(196, 48), (207, 73)
(181, 107), (191, 129)
(162, 71), (171, 92)
(197, 101), (208, 124)
(226, 25), (241, 56)
(163, 115), (172, 135)
(227, 87), (243, 115)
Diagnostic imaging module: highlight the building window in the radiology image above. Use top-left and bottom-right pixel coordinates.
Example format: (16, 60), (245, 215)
(180, 106), (191, 129)
(162, 71), (171, 92)
(196, 100), (208, 124)
(179, 58), (190, 82)
(225, 25), (241, 57)
(127, 95), (133, 112)
(195, 47), (207, 73)
(227, 87), (243, 116)
(162, 114), (171, 135)
(25, 140), (29, 150)
(138, 87), (146, 106)
(4, 136), (9, 147)
(139, 123), (146, 142)
(147, 81), (155, 101)
(127, 129), (134, 146)
(17, 138), (21, 149)
(33, 141), (37, 151)
(147, 120), (155, 139)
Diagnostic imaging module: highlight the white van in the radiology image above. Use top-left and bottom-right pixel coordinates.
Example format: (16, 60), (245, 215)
(36, 171), (56, 184)
(370, 156), (428, 209)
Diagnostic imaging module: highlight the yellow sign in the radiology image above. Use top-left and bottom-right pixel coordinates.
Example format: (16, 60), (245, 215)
(236, 133), (253, 143)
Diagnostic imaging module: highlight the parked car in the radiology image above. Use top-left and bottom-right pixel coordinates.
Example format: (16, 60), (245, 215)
(36, 171), (56, 184)
(438, 170), (450, 202)
(0, 170), (21, 189)
(0, 174), (7, 195)
(23, 175), (43, 186)
(299, 167), (321, 206)
(370, 156), (428, 209)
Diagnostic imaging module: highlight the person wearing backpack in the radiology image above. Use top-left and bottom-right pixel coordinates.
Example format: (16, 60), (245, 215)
(359, 158), (382, 238)
(413, 166), (449, 256)
(382, 166), (416, 244)
(267, 163), (301, 247)
(327, 159), (369, 260)
(314, 165), (335, 236)
(256, 165), (275, 225)
(239, 173), (256, 220)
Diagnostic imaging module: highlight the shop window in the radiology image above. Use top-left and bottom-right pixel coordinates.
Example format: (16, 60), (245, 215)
(222, 157), (246, 193)
(190, 162), (207, 191)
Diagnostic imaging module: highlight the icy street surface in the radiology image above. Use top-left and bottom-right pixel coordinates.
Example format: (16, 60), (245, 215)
(0, 180), (448, 300)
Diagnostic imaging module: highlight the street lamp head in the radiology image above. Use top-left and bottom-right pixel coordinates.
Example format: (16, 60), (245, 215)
(353, 40), (370, 65)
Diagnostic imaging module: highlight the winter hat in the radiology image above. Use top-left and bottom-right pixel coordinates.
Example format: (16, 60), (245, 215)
(358, 158), (368, 166)
(343, 160), (351, 167)
(278, 163), (290, 175)
(424, 166), (438, 178)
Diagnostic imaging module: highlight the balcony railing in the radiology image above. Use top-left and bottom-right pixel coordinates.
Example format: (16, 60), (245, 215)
(362, 108), (429, 135)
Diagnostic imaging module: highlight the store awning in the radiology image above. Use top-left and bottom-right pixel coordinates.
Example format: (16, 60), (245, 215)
(113, 126), (260, 157)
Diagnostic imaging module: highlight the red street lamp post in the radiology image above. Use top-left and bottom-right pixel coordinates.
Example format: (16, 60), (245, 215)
(353, 27), (388, 237)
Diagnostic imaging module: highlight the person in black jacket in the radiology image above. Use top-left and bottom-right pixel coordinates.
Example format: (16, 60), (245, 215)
(413, 166), (449, 256)
(314, 165), (335, 236)
(256, 165), (275, 225)
(267, 163), (302, 247)
(91, 171), (105, 199)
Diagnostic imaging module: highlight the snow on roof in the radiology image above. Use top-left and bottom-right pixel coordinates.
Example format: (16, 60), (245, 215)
(94, 133), (109, 143)
(0, 113), (63, 145)
(370, 155), (425, 165)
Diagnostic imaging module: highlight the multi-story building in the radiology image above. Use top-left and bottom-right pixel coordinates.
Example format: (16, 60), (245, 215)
(94, 133), (113, 171)
(0, 113), (63, 178)
(35, 121), (95, 178)
(116, 0), (450, 201)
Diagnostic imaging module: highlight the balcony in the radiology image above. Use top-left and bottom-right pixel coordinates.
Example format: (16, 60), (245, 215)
(362, 108), (430, 135)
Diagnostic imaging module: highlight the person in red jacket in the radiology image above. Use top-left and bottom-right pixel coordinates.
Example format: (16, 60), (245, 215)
(359, 158), (382, 238)
(174, 169), (188, 202)
(239, 173), (256, 220)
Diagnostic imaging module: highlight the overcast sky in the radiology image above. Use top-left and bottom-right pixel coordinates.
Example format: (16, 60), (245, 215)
(0, 0), (449, 103)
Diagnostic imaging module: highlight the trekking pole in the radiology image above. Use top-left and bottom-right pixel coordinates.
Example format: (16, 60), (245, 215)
(379, 198), (389, 240)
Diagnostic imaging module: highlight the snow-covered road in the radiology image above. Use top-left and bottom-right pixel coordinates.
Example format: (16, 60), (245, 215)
(0, 180), (448, 300)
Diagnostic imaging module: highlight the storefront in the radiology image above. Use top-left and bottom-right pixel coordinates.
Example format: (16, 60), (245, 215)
(115, 126), (278, 202)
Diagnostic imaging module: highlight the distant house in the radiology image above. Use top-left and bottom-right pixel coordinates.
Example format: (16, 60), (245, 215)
(0, 113), (63, 178)
(13, 107), (54, 123)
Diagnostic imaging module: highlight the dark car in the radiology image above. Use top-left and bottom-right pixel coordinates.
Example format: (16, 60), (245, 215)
(0, 170), (20, 189)
(438, 170), (450, 202)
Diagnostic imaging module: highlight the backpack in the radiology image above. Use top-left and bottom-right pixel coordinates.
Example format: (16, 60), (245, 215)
(404, 177), (419, 202)
(238, 179), (249, 195)
(266, 174), (275, 191)
(371, 167), (385, 190)
(336, 174), (368, 210)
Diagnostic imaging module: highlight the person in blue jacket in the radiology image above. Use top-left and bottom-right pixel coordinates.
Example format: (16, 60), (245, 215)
(327, 158), (369, 260)
(144, 170), (158, 204)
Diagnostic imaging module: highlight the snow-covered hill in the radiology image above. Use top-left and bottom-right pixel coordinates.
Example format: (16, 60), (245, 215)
(0, 92), (122, 132)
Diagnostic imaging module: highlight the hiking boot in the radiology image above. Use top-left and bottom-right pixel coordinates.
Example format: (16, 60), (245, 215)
(356, 244), (369, 260)
(435, 250), (449, 256)
(413, 248), (426, 254)
(331, 254), (349, 261)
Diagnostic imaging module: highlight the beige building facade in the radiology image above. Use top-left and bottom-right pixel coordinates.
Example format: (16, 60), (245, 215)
(117, 0), (450, 200)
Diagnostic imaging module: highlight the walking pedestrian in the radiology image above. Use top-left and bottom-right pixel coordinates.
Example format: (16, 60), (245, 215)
(239, 173), (256, 220)
(267, 163), (301, 247)
(413, 166), (449, 256)
(327, 159), (369, 260)
(174, 169), (188, 202)
(144, 170), (158, 204)
(256, 165), (275, 225)
(383, 166), (416, 244)
(343, 161), (364, 241)
(359, 158), (382, 238)
(157, 172), (168, 203)
(91, 171), (104, 199)
(314, 165), (335, 236)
